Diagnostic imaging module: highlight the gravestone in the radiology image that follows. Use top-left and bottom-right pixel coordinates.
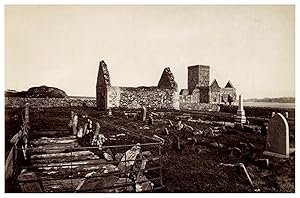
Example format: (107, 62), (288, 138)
(108, 109), (112, 116)
(263, 113), (289, 158)
(24, 103), (30, 123)
(148, 116), (153, 125)
(272, 112), (276, 117)
(141, 106), (147, 122)
(235, 94), (246, 124)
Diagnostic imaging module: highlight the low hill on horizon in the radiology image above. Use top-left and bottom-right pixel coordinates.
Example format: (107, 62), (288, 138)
(244, 97), (295, 103)
(5, 85), (68, 98)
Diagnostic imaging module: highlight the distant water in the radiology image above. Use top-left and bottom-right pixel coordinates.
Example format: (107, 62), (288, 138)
(242, 102), (295, 109)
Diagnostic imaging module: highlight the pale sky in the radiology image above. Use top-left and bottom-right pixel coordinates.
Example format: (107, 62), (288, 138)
(5, 5), (295, 99)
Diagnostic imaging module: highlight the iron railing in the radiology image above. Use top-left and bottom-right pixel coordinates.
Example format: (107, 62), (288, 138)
(14, 140), (163, 192)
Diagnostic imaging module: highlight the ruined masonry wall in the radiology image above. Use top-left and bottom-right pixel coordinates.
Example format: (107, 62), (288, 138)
(179, 95), (199, 104)
(107, 86), (179, 109)
(179, 102), (220, 112)
(5, 97), (96, 108)
(220, 88), (236, 103)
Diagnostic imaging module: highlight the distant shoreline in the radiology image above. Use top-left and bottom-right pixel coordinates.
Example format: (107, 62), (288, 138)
(244, 97), (295, 103)
(242, 101), (295, 109)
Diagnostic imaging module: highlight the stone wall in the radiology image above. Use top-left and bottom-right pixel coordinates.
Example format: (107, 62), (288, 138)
(5, 97), (96, 108)
(96, 60), (111, 110)
(179, 94), (199, 104)
(187, 65), (210, 103)
(179, 102), (220, 112)
(220, 87), (236, 104)
(96, 60), (179, 110)
(188, 66), (200, 94)
(107, 86), (179, 109)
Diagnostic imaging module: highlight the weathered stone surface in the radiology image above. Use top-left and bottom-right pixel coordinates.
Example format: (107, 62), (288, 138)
(31, 150), (98, 160)
(115, 153), (123, 161)
(17, 171), (43, 192)
(263, 113), (289, 158)
(107, 86), (179, 109)
(103, 152), (113, 161)
(164, 128), (169, 135)
(203, 128), (215, 137)
(103, 164), (119, 173)
(176, 121), (184, 130)
(157, 67), (178, 91)
(96, 60), (111, 110)
(179, 102), (220, 112)
(113, 178), (134, 192)
(118, 144), (141, 172)
(141, 106), (147, 121)
(148, 116), (154, 125)
(77, 127), (83, 138)
(168, 119), (173, 127)
(5, 97), (96, 108)
(76, 173), (119, 192)
(95, 60), (179, 110)
(136, 175), (154, 192)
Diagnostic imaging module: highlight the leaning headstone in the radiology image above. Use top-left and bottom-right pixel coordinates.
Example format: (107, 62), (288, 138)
(176, 121), (184, 130)
(77, 126), (83, 138)
(72, 124), (78, 136)
(73, 114), (78, 128)
(118, 143), (141, 172)
(83, 123), (88, 136)
(141, 106), (147, 122)
(263, 113), (289, 158)
(148, 116), (153, 125)
(91, 122), (101, 144)
(164, 128), (169, 135)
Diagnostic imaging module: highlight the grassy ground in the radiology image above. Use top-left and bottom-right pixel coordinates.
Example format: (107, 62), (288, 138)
(5, 106), (295, 193)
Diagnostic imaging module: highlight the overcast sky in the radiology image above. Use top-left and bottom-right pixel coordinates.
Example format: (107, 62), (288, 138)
(5, 5), (295, 99)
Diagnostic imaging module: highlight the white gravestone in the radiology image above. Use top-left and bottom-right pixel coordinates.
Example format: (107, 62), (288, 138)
(263, 113), (289, 158)
(235, 94), (246, 124)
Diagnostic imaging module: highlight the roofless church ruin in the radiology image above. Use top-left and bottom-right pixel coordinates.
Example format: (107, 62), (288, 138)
(96, 60), (237, 111)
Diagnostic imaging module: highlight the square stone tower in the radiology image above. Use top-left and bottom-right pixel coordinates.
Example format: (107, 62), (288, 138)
(188, 65), (210, 103)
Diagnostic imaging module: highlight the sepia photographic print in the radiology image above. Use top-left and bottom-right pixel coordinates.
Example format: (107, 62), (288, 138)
(4, 3), (296, 193)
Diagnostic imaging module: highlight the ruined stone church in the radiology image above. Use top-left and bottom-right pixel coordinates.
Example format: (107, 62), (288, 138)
(179, 65), (236, 105)
(96, 60), (179, 110)
(96, 61), (236, 110)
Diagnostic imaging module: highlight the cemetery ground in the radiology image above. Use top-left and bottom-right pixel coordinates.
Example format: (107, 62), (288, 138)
(5, 106), (295, 193)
